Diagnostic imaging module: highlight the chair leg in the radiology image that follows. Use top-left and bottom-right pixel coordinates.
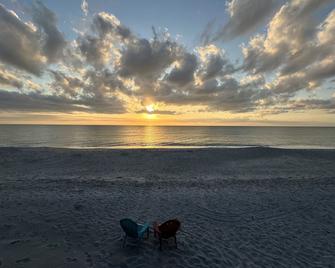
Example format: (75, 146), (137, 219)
(147, 228), (150, 239)
(174, 236), (177, 248)
(159, 237), (162, 251)
(122, 235), (127, 248)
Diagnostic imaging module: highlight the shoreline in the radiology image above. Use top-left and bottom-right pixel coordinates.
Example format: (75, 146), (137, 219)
(2, 145), (335, 150)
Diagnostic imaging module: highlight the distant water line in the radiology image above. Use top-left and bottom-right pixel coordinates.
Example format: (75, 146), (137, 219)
(0, 125), (335, 149)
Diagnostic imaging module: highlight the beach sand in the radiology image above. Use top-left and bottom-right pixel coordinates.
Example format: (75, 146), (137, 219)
(0, 147), (334, 267)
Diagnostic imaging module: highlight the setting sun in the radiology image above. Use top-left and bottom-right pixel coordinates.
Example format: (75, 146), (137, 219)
(145, 104), (155, 113)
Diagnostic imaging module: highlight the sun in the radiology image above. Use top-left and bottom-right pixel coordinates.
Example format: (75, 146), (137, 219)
(145, 104), (155, 113)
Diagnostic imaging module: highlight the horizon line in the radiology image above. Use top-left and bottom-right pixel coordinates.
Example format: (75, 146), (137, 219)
(1, 123), (335, 128)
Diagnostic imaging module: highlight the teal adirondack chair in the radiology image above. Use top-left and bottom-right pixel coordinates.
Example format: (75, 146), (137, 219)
(120, 218), (150, 247)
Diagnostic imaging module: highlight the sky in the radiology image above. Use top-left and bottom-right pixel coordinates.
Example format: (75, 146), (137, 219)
(0, 0), (335, 126)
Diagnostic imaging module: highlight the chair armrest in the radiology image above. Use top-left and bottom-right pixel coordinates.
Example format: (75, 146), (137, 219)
(153, 222), (161, 238)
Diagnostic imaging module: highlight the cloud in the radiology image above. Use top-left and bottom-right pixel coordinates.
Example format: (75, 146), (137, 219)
(0, 4), (45, 75)
(0, 67), (23, 88)
(240, 0), (335, 100)
(49, 70), (86, 97)
(279, 9), (335, 76)
(119, 36), (179, 79)
(0, 89), (126, 114)
(81, 0), (88, 16)
(82, 68), (126, 97)
(196, 45), (235, 81)
(135, 109), (176, 115)
(165, 52), (198, 86)
(199, 19), (216, 45)
(55, 8), (335, 116)
(78, 12), (131, 67)
(242, 0), (333, 74)
(92, 12), (131, 39)
(288, 98), (335, 113)
(0, 2), (65, 75)
(150, 75), (266, 113)
(213, 0), (278, 41)
(31, 1), (66, 63)
(0, 3), (278, 116)
(0, 1), (334, 118)
(78, 35), (108, 67)
(46, 68), (129, 114)
(0, 90), (87, 112)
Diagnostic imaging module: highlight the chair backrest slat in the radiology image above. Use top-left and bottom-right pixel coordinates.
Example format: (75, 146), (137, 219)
(159, 219), (181, 239)
(120, 218), (138, 238)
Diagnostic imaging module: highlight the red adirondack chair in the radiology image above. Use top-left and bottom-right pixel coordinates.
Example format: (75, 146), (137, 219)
(153, 219), (181, 250)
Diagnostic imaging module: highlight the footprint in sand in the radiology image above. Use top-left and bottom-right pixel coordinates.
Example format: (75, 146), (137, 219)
(66, 257), (78, 262)
(16, 258), (31, 264)
(46, 243), (59, 248)
(9, 240), (21, 245)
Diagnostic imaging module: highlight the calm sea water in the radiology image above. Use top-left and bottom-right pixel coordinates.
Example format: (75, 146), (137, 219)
(0, 125), (335, 149)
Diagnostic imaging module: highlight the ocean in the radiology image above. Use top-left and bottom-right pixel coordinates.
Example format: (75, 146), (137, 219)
(0, 125), (335, 149)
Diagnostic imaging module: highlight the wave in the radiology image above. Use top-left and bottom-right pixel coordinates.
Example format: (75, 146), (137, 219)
(1, 144), (335, 150)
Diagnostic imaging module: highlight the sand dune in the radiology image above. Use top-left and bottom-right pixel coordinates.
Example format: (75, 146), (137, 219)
(0, 147), (334, 267)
